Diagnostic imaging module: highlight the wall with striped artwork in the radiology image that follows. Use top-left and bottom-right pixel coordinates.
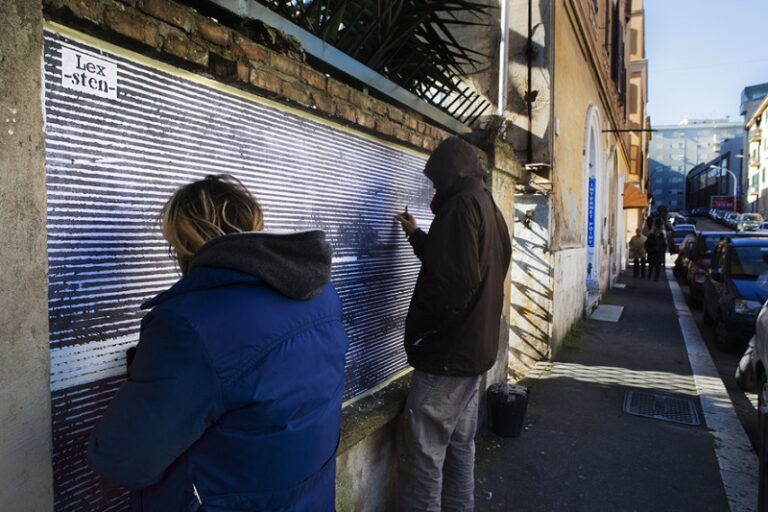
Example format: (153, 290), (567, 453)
(44, 25), (434, 511)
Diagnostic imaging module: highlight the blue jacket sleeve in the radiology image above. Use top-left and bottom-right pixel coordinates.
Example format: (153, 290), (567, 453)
(87, 309), (223, 489)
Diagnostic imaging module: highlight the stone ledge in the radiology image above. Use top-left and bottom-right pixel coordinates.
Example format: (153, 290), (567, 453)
(338, 372), (410, 456)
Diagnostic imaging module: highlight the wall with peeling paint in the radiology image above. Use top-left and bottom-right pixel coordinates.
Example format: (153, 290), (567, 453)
(0, 1), (54, 511)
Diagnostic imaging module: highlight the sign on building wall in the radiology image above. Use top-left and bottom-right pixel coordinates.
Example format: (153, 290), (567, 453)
(44, 27), (431, 511)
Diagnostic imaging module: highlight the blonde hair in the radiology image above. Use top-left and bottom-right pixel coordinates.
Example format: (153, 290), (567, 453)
(162, 174), (263, 274)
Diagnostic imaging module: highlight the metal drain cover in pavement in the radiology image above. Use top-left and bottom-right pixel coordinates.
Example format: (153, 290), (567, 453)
(623, 390), (700, 426)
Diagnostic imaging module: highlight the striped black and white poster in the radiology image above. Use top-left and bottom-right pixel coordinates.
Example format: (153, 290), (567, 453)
(44, 26), (432, 511)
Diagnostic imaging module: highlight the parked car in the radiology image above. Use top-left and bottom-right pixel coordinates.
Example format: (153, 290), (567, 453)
(723, 212), (741, 228)
(703, 238), (768, 351)
(668, 211), (691, 226)
(745, 302), (768, 407)
(687, 231), (768, 307)
(691, 207), (709, 217)
(737, 213), (764, 232)
(669, 224), (697, 254)
(759, 222), (768, 232)
(673, 235), (696, 282)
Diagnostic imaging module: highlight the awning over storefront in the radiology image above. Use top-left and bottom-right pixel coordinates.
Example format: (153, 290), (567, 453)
(623, 183), (649, 209)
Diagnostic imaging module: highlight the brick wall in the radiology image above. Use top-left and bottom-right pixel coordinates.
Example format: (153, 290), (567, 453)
(43, 0), (450, 151)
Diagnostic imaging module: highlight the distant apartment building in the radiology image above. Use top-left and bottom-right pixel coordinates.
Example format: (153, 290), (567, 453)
(648, 119), (742, 212)
(746, 97), (768, 214)
(740, 83), (768, 213)
(685, 136), (744, 211)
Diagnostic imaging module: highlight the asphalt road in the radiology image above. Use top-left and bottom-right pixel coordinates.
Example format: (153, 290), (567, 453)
(673, 216), (760, 449)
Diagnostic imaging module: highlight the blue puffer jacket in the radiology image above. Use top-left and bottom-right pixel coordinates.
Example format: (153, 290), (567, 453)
(87, 231), (349, 511)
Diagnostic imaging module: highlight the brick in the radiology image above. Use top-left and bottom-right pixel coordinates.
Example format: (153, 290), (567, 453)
(281, 81), (311, 106)
(270, 52), (301, 78)
(105, 8), (161, 49)
(349, 89), (371, 110)
(405, 115), (419, 130)
(328, 79), (350, 101)
(409, 132), (422, 147)
(416, 120), (427, 134)
(375, 118), (395, 136)
(394, 126), (409, 141)
(163, 34), (208, 66)
(422, 136), (436, 151)
(250, 69), (281, 95)
(300, 67), (326, 90)
(311, 91), (335, 115)
(237, 61), (250, 82)
(356, 111), (375, 130)
(387, 106), (405, 124)
(114, 0), (139, 6)
(66, 0), (105, 23)
(336, 102), (357, 123)
(139, 0), (194, 32)
(236, 38), (269, 63)
(372, 99), (388, 116)
(197, 17), (231, 47)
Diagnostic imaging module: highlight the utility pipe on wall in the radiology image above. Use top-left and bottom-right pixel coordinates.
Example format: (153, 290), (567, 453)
(497, 0), (509, 116)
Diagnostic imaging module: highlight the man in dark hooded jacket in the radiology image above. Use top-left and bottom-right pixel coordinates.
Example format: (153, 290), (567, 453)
(394, 136), (511, 511)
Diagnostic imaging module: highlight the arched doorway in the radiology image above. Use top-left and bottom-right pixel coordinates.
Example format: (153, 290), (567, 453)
(583, 106), (603, 292)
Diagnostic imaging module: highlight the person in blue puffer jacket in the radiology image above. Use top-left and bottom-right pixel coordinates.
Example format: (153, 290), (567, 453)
(87, 174), (349, 511)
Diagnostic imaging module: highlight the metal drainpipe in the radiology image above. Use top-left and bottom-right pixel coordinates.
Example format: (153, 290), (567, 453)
(526, 0), (534, 164)
(497, 0), (509, 117)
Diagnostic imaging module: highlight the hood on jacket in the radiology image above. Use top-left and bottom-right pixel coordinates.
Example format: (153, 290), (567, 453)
(423, 136), (484, 194)
(144, 231), (332, 309)
(189, 231), (332, 301)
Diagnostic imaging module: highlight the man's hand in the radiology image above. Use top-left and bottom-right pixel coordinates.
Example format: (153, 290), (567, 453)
(394, 211), (418, 238)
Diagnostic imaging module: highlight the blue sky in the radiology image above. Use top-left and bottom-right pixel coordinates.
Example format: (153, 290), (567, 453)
(645, 0), (768, 125)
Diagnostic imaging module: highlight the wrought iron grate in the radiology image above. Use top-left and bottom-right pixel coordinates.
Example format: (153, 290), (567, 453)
(623, 390), (701, 426)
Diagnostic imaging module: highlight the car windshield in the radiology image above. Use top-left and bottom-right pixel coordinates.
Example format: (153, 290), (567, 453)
(729, 246), (768, 279)
(674, 227), (695, 236)
(742, 214), (763, 222)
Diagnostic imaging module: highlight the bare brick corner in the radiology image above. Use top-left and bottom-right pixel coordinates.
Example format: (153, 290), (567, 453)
(139, 0), (194, 33)
(235, 37), (270, 64)
(163, 34), (208, 66)
(336, 102), (357, 124)
(311, 91), (335, 115)
(197, 17), (231, 47)
(386, 107), (405, 124)
(300, 67), (326, 91)
(270, 52), (300, 79)
(349, 89), (371, 110)
(375, 118), (395, 137)
(328, 79), (351, 102)
(104, 7), (161, 49)
(356, 111), (375, 130)
(237, 61), (250, 82)
(281, 81), (311, 106)
(250, 68), (281, 95)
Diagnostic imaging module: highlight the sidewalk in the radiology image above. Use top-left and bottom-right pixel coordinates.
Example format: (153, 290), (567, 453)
(474, 268), (753, 512)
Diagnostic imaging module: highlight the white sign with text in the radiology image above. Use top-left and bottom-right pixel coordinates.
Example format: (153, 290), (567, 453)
(61, 47), (118, 100)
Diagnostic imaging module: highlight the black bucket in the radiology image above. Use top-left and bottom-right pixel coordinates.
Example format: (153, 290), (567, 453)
(487, 384), (529, 438)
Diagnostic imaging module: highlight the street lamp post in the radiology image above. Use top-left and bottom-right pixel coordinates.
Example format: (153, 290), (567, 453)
(709, 165), (739, 212)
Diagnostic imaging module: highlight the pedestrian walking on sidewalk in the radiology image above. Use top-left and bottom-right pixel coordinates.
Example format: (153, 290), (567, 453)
(87, 175), (349, 511)
(628, 228), (647, 278)
(645, 227), (667, 282)
(393, 136), (512, 511)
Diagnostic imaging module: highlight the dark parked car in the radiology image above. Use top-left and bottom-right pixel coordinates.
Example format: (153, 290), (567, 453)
(669, 224), (696, 254)
(687, 231), (768, 307)
(673, 235), (696, 282)
(703, 238), (768, 351)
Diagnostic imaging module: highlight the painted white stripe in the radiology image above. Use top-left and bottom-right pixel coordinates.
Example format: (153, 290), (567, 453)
(667, 268), (758, 512)
(50, 335), (136, 391)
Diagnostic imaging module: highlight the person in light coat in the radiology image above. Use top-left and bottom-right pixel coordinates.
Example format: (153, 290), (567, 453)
(628, 228), (647, 278)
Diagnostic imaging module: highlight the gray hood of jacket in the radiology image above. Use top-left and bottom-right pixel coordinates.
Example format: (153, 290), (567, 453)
(189, 230), (332, 300)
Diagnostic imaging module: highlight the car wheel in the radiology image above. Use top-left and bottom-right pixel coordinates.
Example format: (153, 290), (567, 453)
(759, 372), (768, 411)
(714, 315), (736, 352)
